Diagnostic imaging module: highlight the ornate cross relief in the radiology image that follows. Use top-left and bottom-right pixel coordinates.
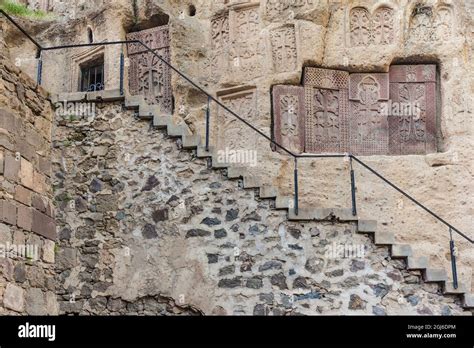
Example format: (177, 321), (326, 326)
(126, 26), (172, 114)
(216, 87), (258, 153)
(304, 68), (349, 153)
(270, 25), (297, 73)
(272, 66), (437, 156)
(265, 0), (315, 20)
(408, 5), (454, 43)
(349, 6), (395, 46)
(388, 65), (437, 155)
(349, 73), (389, 155)
(273, 85), (305, 153)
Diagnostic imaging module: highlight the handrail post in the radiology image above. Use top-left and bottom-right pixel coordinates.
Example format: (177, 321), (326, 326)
(119, 44), (125, 96)
(349, 155), (357, 216)
(205, 96), (210, 152)
(449, 228), (458, 289)
(294, 157), (299, 216)
(36, 50), (42, 85)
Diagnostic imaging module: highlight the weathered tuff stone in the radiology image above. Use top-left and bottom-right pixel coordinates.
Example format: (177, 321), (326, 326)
(258, 260), (282, 272)
(25, 288), (47, 315)
(218, 277), (242, 288)
(142, 224), (158, 239)
(152, 208), (169, 222)
(201, 217), (221, 226)
(186, 229), (211, 238)
(225, 209), (239, 221)
(141, 175), (160, 191)
(3, 283), (25, 312)
(348, 294), (367, 310)
(246, 276), (263, 289)
(270, 273), (288, 290)
(214, 228), (227, 239)
(218, 265), (235, 276)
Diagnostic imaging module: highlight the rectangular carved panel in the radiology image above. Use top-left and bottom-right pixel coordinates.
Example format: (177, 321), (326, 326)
(272, 85), (305, 154)
(216, 87), (258, 153)
(303, 67), (349, 90)
(303, 68), (349, 153)
(388, 65), (437, 155)
(208, 13), (230, 82)
(270, 25), (297, 73)
(126, 26), (172, 114)
(349, 73), (389, 155)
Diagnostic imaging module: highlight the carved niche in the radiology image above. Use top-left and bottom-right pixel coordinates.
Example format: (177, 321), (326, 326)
(208, 13), (230, 81)
(229, 5), (265, 79)
(272, 85), (305, 153)
(350, 6), (395, 46)
(408, 5), (454, 43)
(270, 25), (297, 73)
(349, 73), (390, 155)
(303, 68), (350, 153)
(388, 65), (437, 155)
(126, 26), (172, 114)
(216, 87), (258, 152)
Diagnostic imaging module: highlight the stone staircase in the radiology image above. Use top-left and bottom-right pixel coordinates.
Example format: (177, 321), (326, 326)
(124, 94), (474, 312)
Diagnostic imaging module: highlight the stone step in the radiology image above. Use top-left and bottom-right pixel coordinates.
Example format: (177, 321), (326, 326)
(424, 268), (448, 282)
(357, 220), (377, 233)
(374, 231), (395, 245)
(463, 294), (474, 308)
(227, 167), (247, 179)
(243, 175), (261, 189)
(275, 196), (292, 209)
(167, 124), (188, 137)
(444, 282), (468, 295)
(153, 115), (172, 128)
(407, 256), (429, 270)
(124, 95), (144, 108)
(288, 208), (314, 221)
(182, 135), (201, 149)
(391, 244), (413, 258)
(138, 105), (161, 118)
(211, 156), (229, 169)
(196, 146), (214, 158)
(259, 185), (278, 199)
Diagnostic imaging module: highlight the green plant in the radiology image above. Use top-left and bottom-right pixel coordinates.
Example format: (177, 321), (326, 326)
(0, 0), (54, 20)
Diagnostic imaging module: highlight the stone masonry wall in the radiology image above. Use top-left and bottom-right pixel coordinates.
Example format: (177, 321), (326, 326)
(0, 51), (58, 315)
(53, 103), (469, 315)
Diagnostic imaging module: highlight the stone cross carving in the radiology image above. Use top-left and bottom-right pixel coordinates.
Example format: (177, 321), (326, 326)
(350, 6), (395, 46)
(273, 67), (437, 156)
(349, 73), (389, 155)
(270, 26), (297, 73)
(126, 26), (172, 114)
(388, 65), (437, 155)
(273, 85), (305, 153)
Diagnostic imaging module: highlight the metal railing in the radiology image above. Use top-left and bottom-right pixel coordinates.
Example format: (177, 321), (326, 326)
(1, 9), (471, 290)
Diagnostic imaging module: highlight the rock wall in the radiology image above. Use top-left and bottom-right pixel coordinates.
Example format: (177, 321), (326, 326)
(0, 51), (58, 315)
(52, 103), (469, 315)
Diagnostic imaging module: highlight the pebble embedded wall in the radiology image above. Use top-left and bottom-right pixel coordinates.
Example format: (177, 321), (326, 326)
(0, 53), (58, 315)
(52, 103), (468, 315)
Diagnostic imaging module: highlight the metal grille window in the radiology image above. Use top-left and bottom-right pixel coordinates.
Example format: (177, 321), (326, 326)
(80, 62), (104, 92)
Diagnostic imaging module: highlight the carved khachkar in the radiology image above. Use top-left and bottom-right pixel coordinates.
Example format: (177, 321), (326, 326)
(408, 5), (453, 43)
(229, 5), (264, 79)
(270, 25), (297, 73)
(350, 6), (395, 46)
(388, 65), (437, 155)
(303, 68), (349, 153)
(216, 87), (258, 152)
(208, 13), (230, 81)
(126, 26), (172, 114)
(349, 73), (389, 155)
(272, 85), (305, 154)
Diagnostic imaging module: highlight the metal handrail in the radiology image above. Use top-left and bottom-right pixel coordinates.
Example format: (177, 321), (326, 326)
(1, 9), (471, 246)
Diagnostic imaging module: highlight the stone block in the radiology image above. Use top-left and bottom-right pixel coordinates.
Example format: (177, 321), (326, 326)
(19, 158), (34, 189)
(4, 152), (20, 182)
(272, 85), (305, 154)
(37, 155), (51, 177)
(0, 200), (17, 226)
(33, 171), (47, 194)
(25, 288), (47, 315)
(0, 150), (3, 174)
(3, 283), (25, 312)
(32, 209), (56, 240)
(42, 240), (55, 264)
(17, 205), (32, 231)
(14, 185), (32, 206)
